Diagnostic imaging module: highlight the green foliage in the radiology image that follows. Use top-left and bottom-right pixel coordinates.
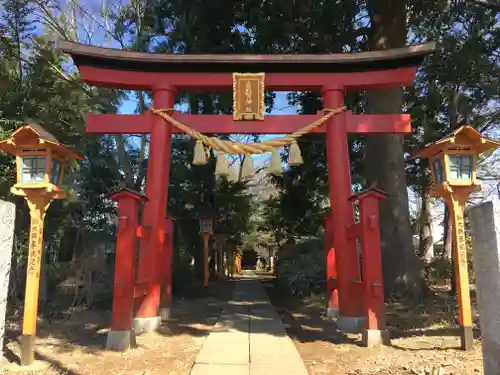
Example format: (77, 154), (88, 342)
(276, 238), (325, 297)
(405, 1), (499, 192)
(423, 258), (452, 286)
(0, 4), (124, 306)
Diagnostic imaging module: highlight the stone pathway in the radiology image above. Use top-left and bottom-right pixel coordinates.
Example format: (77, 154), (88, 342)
(190, 272), (309, 375)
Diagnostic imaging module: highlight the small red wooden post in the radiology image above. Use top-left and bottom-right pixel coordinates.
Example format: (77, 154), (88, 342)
(324, 216), (339, 318)
(159, 216), (174, 320)
(354, 188), (390, 347)
(107, 188), (147, 351)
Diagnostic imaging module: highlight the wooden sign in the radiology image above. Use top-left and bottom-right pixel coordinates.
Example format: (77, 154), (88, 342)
(449, 197), (473, 351)
(21, 195), (51, 366)
(232, 73), (265, 120)
(456, 214), (468, 266)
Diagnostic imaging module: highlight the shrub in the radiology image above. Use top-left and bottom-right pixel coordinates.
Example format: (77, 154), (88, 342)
(423, 258), (452, 286)
(276, 238), (325, 297)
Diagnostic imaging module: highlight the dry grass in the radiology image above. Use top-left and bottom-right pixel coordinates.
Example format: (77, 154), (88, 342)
(1, 281), (235, 375)
(263, 279), (484, 375)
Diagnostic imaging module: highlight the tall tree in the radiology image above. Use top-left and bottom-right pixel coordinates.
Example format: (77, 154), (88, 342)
(363, 0), (422, 299)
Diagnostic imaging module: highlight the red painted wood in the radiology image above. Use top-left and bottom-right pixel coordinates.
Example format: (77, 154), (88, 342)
(324, 88), (363, 318)
(346, 223), (362, 240)
(133, 282), (148, 298)
(349, 281), (365, 315)
(79, 65), (419, 91)
(85, 113), (411, 135)
(135, 87), (175, 319)
(348, 114), (411, 134)
(136, 225), (150, 239)
(160, 216), (174, 312)
(356, 191), (387, 331)
(110, 190), (146, 332)
(324, 216), (339, 313)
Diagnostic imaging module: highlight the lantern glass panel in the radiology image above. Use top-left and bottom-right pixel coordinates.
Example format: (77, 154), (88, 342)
(199, 219), (212, 233)
(432, 159), (444, 184)
(21, 156), (46, 183)
(448, 155), (473, 181)
(50, 159), (61, 185)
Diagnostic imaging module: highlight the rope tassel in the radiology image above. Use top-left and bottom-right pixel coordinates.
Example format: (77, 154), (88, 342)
(228, 165), (239, 182)
(215, 151), (230, 177)
(288, 140), (303, 166)
(241, 155), (255, 179)
(268, 148), (283, 176)
(193, 140), (207, 165)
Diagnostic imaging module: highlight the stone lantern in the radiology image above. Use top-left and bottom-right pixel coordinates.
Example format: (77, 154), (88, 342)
(412, 125), (499, 351)
(0, 122), (82, 366)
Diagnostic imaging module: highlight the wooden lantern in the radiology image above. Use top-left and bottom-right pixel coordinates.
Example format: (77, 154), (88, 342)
(411, 125), (499, 351)
(0, 122), (82, 366)
(0, 123), (83, 199)
(197, 215), (214, 287)
(199, 216), (214, 234)
(413, 125), (499, 197)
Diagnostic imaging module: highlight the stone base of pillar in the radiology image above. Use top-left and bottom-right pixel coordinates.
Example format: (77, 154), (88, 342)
(106, 330), (136, 351)
(326, 307), (339, 319)
(361, 329), (391, 347)
(460, 325), (474, 351)
(337, 316), (366, 333)
(159, 307), (171, 321)
(132, 316), (161, 334)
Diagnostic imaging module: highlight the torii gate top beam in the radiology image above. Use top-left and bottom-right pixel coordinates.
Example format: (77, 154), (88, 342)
(58, 41), (435, 92)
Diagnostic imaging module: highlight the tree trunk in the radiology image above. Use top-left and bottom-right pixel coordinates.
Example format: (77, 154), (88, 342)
(365, 0), (422, 299)
(193, 250), (203, 280)
(419, 189), (434, 262)
(114, 135), (135, 187)
(446, 85), (460, 293)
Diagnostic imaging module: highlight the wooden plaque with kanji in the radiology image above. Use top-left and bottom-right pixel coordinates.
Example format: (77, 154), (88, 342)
(232, 73), (265, 120)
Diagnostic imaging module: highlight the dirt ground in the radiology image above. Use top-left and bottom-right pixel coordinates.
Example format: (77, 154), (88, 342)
(1, 280), (234, 375)
(1, 276), (485, 375)
(262, 279), (484, 375)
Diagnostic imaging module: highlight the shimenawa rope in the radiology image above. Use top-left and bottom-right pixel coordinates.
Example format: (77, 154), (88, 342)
(150, 106), (346, 155)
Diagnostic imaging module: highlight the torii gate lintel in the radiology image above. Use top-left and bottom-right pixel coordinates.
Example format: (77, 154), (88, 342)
(84, 112), (412, 135)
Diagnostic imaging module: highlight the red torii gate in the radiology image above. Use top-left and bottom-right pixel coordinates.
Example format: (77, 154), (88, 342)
(59, 41), (434, 337)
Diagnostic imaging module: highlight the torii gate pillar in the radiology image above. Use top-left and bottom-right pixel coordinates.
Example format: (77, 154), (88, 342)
(324, 87), (364, 329)
(132, 86), (175, 332)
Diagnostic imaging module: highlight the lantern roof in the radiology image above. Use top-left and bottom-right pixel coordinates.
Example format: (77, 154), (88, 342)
(411, 125), (500, 159)
(0, 122), (83, 160)
(194, 205), (216, 219)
